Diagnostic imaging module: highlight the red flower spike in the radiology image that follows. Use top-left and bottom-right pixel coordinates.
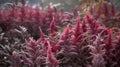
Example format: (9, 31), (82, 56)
(85, 14), (96, 33)
(34, 6), (40, 22)
(61, 24), (70, 40)
(20, 5), (26, 22)
(103, 2), (109, 17)
(28, 5), (33, 18)
(52, 40), (61, 52)
(75, 16), (81, 35)
(50, 17), (56, 33)
(43, 39), (49, 50)
(97, 3), (101, 18)
(65, 24), (71, 35)
(73, 16), (82, 42)
(27, 38), (37, 52)
(85, 14), (94, 24)
(46, 40), (59, 67)
(39, 28), (45, 39)
(50, 17), (58, 37)
(90, 4), (94, 14)
(82, 19), (87, 32)
(106, 29), (112, 48)
(36, 28), (46, 44)
(111, 2), (116, 16)
(25, 38), (43, 67)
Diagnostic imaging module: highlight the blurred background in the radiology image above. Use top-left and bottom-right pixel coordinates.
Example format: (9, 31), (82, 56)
(0, 0), (120, 10)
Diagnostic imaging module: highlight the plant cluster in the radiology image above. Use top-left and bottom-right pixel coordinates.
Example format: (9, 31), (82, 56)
(89, 1), (120, 28)
(0, 1), (120, 67)
(0, 4), (75, 39)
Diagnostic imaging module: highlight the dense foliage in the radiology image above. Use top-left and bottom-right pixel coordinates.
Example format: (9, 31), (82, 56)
(0, 1), (120, 67)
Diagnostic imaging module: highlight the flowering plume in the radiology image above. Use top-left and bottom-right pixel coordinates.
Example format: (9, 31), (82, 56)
(89, 34), (106, 67)
(1, 1), (120, 67)
(96, 3), (101, 18)
(21, 38), (44, 67)
(81, 19), (87, 32)
(37, 28), (46, 43)
(34, 6), (40, 22)
(52, 40), (61, 52)
(50, 17), (56, 33)
(103, 2), (109, 17)
(60, 24), (71, 41)
(74, 16), (81, 37)
(50, 17), (58, 37)
(105, 29), (112, 49)
(72, 16), (83, 44)
(46, 40), (59, 67)
(86, 14), (100, 34)
(110, 2), (116, 16)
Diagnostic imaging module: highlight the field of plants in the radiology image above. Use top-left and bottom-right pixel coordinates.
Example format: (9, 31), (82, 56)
(0, 0), (120, 67)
